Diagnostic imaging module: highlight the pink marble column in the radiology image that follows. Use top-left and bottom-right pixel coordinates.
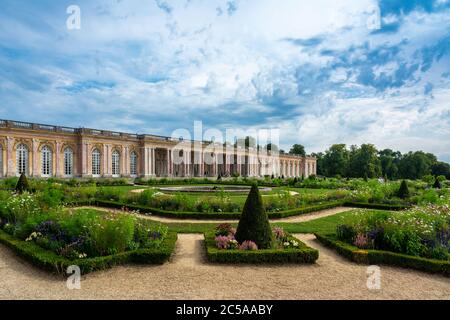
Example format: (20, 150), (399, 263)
(55, 142), (61, 177)
(32, 139), (39, 177)
(6, 137), (14, 177)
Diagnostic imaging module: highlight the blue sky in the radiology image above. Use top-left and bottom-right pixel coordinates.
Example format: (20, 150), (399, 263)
(0, 0), (449, 161)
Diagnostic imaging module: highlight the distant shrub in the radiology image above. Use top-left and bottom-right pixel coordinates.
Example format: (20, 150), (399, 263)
(15, 173), (30, 194)
(397, 180), (410, 199)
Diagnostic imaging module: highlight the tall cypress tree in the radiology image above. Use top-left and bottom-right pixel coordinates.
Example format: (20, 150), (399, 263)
(15, 173), (30, 194)
(433, 177), (442, 189)
(397, 180), (410, 199)
(235, 184), (273, 249)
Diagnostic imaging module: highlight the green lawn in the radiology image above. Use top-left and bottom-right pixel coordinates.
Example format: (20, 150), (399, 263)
(95, 184), (347, 204)
(72, 207), (378, 235)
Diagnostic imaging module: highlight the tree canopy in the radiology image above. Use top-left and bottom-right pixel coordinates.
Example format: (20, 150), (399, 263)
(312, 144), (448, 180)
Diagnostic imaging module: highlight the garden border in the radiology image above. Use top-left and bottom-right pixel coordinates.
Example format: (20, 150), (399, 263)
(343, 202), (410, 211)
(0, 229), (177, 275)
(315, 233), (450, 276)
(93, 200), (345, 220)
(204, 232), (319, 264)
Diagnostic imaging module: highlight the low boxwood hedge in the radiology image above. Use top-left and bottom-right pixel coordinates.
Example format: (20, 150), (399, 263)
(0, 229), (177, 275)
(205, 232), (319, 264)
(315, 233), (450, 276)
(343, 202), (410, 211)
(94, 200), (344, 220)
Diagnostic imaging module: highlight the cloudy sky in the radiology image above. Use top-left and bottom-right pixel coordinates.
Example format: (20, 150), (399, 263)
(0, 0), (449, 161)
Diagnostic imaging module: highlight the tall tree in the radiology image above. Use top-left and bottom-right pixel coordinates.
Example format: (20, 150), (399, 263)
(398, 151), (434, 179)
(322, 144), (349, 177)
(431, 161), (450, 179)
(378, 149), (401, 179)
(311, 152), (325, 176)
(289, 144), (306, 156)
(347, 144), (382, 178)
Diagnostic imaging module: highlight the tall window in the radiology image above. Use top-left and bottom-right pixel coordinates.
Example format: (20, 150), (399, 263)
(92, 148), (101, 176)
(130, 151), (137, 176)
(16, 144), (29, 176)
(41, 146), (52, 177)
(112, 150), (120, 176)
(64, 147), (74, 176)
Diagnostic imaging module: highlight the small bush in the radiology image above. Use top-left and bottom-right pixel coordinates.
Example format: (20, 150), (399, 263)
(397, 180), (410, 199)
(15, 173), (30, 194)
(433, 178), (442, 189)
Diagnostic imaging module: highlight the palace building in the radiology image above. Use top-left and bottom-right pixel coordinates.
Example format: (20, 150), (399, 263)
(0, 119), (316, 179)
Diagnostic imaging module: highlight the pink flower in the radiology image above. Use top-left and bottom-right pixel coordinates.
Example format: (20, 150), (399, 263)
(215, 235), (231, 249)
(354, 233), (370, 249)
(239, 240), (258, 251)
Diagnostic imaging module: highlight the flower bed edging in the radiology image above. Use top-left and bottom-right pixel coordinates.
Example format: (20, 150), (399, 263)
(315, 233), (450, 276)
(0, 229), (177, 275)
(204, 232), (319, 264)
(94, 200), (344, 220)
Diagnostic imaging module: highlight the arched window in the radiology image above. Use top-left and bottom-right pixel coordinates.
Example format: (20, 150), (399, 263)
(92, 148), (101, 176)
(41, 145), (52, 177)
(64, 147), (74, 176)
(130, 151), (137, 176)
(16, 144), (29, 176)
(112, 150), (120, 176)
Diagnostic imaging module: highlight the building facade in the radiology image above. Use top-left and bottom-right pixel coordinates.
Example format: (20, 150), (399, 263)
(0, 120), (317, 179)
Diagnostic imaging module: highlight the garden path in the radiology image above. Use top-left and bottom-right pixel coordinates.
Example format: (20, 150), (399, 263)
(1, 231), (449, 299)
(76, 206), (355, 224)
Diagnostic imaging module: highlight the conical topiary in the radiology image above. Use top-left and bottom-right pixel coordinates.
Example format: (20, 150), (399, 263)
(433, 177), (442, 189)
(15, 173), (30, 194)
(397, 180), (410, 199)
(235, 184), (273, 249)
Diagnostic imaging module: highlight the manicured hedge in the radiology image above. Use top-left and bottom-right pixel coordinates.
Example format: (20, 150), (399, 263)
(343, 202), (410, 211)
(94, 200), (344, 220)
(205, 232), (318, 264)
(315, 233), (450, 276)
(0, 229), (177, 275)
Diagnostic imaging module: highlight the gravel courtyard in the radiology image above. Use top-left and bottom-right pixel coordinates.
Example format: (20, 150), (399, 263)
(1, 233), (448, 300)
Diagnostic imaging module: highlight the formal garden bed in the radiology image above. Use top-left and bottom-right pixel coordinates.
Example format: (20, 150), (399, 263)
(0, 174), (448, 273)
(204, 185), (319, 264)
(0, 178), (177, 274)
(314, 204), (450, 275)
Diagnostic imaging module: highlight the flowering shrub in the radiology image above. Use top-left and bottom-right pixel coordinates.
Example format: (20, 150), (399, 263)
(2, 193), (41, 224)
(215, 223), (234, 236)
(215, 235), (233, 249)
(282, 239), (300, 248)
(354, 233), (371, 249)
(239, 240), (258, 251)
(272, 227), (286, 241)
(337, 205), (450, 260)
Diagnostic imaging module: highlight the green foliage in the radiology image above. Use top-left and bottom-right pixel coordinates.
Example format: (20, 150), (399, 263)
(235, 184), (273, 249)
(335, 205), (449, 261)
(397, 180), (410, 199)
(15, 173), (30, 194)
(316, 234), (450, 276)
(0, 229), (176, 274)
(289, 144), (306, 156)
(433, 177), (442, 189)
(205, 232), (318, 264)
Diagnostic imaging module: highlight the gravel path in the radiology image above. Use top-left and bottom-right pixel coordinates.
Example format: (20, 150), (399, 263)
(77, 206), (355, 223)
(0, 233), (448, 300)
